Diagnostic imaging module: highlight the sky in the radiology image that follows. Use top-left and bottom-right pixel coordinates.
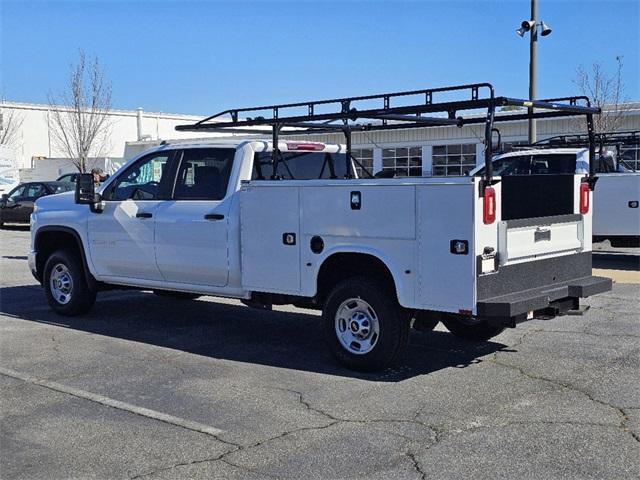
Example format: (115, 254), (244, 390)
(1, 0), (638, 116)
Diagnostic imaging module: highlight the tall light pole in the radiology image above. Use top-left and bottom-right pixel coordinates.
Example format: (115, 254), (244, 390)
(516, 0), (552, 143)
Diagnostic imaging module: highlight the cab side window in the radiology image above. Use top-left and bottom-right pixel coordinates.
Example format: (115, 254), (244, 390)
(8, 185), (26, 200)
(108, 152), (173, 201)
(25, 184), (46, 199)
(173, 148), (236, 200)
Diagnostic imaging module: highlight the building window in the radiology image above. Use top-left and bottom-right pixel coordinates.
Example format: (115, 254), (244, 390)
(382, 147), (422, 177)
(351, 148), (374, 178)
(432, 144), (477, 176)
(620, 146), (640, 171)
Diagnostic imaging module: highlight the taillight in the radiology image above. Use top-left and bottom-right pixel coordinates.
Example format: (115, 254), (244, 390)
(579, 182), (590, 214)
(285, 142), (324, 151)
(483, 186), (496, 224)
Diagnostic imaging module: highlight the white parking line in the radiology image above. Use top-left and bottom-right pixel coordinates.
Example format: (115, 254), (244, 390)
(0, 366), (225, 438)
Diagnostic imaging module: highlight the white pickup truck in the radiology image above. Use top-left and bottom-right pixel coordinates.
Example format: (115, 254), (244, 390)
(28, 85), (612, 371)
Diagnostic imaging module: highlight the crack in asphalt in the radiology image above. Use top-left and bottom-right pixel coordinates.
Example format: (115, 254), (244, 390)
(489, 355), (640, 444)
(130, 386), (443, 479)
(404, 450), (427, 480)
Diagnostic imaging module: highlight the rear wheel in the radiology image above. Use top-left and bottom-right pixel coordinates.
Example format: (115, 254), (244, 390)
(322, 277), (409, 372)
(43, 249), (96, 316)
(441, 314), (504, 341)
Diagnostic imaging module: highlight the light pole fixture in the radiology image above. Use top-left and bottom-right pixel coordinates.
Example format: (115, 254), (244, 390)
(515, 0), (552, 143)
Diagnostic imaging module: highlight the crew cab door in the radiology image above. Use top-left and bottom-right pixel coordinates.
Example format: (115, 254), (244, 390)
(87, 151), (176, 281)
(153, 147), (236, 287)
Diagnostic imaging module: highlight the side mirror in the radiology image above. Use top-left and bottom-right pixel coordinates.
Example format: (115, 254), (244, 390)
(75, 174), (99, 204)
(1, 194), (7, 201)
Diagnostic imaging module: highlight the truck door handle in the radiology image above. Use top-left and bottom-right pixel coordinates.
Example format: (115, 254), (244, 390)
(136, 212), (153, 219)
(204, 213), (225, 221)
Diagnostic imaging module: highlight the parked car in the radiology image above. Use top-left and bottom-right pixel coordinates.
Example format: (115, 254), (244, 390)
(0, 182), (74, 226)
(28, 84), (611, 371)
(57, 172), (109, 183)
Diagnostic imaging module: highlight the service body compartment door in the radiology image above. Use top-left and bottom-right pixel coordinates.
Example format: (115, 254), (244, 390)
(240, 185), (301, 294)
(417, 183), (475, 312)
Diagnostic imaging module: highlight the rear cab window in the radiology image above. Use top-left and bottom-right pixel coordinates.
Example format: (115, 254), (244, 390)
(252, 151), (351, 180)
(174, 148), (236, 200)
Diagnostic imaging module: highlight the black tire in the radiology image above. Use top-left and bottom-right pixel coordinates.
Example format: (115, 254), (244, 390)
(441, 314), (504, 341)
(43, 249), (96, 316)
(153, 290), (201, 300)
(322, 277), (409, 372)
(412, 311), (440, 332)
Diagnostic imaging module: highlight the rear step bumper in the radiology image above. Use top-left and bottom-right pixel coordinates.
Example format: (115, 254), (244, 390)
(477, 275), (612, 319)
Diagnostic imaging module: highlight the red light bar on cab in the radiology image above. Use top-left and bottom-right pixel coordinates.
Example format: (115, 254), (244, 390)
(285, 142), (325, 151)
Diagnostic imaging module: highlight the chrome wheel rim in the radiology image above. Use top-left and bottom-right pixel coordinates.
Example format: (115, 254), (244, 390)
(49, 263), (73, 305)
(335, 298), (380, 355)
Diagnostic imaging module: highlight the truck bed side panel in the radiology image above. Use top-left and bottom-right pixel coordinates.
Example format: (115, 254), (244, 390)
(417, 183), (475, 312)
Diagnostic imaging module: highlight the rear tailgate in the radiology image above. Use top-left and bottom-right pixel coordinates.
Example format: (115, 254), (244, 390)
(499, 214), (583, 265)
(475, 174), (610, 318)
(498, 174), (585, 266)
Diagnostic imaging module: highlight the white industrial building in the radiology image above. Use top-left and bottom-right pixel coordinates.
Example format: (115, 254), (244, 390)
(0, 101), (223, 179)
(1, 100), (639, 182)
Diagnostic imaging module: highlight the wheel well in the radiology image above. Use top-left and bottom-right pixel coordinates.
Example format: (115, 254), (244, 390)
(35, 229), (86, 282)
(316, 253), (397, 305)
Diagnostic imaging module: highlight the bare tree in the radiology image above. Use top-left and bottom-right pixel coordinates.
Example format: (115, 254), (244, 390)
(48, 50), (112, 172)
(573, 56), (630, 132)
(0, 107), (25, 147)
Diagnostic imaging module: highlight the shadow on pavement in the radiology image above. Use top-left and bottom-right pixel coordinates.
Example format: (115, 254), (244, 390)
(1, 284), (507, 382)
(592, 252), (640, 271)
(0, 225), (30, 231)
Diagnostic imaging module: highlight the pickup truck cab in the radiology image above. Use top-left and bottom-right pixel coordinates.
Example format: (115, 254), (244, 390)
(28, 85), (613, 371)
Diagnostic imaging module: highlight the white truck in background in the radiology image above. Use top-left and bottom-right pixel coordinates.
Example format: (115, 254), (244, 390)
(28, 85), (612, 371)
(473, 131), (640, 248)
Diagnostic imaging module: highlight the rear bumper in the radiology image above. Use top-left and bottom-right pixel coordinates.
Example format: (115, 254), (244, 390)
(477, 275), (612, 318)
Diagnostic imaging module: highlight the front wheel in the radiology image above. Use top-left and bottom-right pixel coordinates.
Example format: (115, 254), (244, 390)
(322, 277), (409, 372)
(441, 314), (504, 341)
(43, 249), (96, 316)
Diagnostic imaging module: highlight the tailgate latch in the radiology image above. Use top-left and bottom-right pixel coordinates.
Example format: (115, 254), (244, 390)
(534, 226), (551, 242)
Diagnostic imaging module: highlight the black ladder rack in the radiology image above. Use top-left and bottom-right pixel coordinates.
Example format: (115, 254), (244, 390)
(524, 130), (639, 172)
(175, 82), (600, 188)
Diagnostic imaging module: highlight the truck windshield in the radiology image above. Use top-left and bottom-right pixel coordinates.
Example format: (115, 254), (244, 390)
(477, 154), (577, 176)
(252, 151), (352, 180)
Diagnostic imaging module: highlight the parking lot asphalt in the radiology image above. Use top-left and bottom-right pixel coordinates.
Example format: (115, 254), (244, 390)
(1, 226), (639, 479)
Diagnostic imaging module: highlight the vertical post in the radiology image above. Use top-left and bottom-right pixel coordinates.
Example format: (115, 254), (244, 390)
(528, 0), (538, 144)
(343, 127), (353, 179)
(136, 107), (144, 141)
(271, 124), (280, 180)
(483, 103), (496, 186)
(586, 113), (596, 183)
